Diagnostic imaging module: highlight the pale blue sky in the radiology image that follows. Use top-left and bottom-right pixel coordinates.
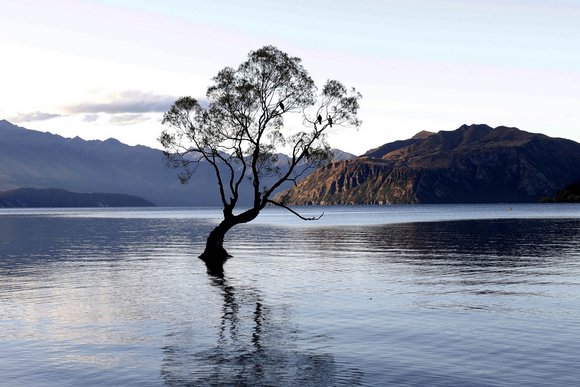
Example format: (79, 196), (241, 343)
(1, 0), (579, 154)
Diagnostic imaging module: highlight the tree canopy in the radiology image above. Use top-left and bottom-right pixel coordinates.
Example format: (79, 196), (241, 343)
(159, 45), (361, 269)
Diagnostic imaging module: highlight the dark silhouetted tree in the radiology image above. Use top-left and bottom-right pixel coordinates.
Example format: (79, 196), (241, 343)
(159, 46), (361, 269)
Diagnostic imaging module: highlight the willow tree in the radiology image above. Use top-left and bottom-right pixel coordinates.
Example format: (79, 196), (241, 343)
(160, 46), (361, 266)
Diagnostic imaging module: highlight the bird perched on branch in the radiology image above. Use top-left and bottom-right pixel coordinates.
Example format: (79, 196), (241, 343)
(279, 101), (285, 111)
(327, 115), (333, 128)
(317, 115), (322, 125)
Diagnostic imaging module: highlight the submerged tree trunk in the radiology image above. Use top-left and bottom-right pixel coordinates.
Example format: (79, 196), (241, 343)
(199, 220), (234, 262)
(199, 221), (233, 277)
(199, 209), (260, 276)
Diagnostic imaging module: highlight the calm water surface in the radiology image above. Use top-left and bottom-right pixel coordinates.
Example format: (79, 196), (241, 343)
(1, 204), (580, 386)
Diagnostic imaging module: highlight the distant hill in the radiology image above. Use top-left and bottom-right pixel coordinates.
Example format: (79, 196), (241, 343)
(0, 188), (155, 208)
(542, 181), (580, 203)
(277, 124), (580, 204)
(0, 120), (353, 206)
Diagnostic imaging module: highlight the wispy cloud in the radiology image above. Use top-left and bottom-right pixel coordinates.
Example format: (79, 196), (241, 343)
(7, 91), (203, 127)
(83, 114), (100, 123)
(8, 111), (62, 122)
(64, 90), (177, 114)
(109, 113), (151, 125)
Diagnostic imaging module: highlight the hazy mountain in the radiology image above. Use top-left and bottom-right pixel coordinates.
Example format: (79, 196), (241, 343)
(0, 120), (224, 206)
(330, 149), (357, 161)
(0, 188), (155, 208)
(277, 124), (580, 204)
(0, 120), (352, 206)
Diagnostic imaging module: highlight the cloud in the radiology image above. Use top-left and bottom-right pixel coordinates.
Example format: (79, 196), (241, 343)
(108, 113), (151, 125)
(7, 91), (205, 127)
(83, 114), (100, 123)
(9, 111), (62, 122)
(64, 90), (178, 114)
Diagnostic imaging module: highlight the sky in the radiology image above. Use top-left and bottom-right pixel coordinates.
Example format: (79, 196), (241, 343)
(1, 0), (579, 155)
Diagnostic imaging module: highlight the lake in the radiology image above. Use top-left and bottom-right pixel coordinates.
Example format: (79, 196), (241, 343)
(1, 204), (580, 386)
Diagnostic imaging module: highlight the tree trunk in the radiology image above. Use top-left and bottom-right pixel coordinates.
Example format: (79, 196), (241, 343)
(199, 209), (260, 276)
(199, 221), (233, 263)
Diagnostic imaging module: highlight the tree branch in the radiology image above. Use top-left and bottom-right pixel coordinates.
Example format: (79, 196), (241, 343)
(266, 199), (324, 221)
(207, 153), (230, 208)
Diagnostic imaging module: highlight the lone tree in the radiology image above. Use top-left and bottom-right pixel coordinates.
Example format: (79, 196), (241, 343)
(160, 46), (361, 267)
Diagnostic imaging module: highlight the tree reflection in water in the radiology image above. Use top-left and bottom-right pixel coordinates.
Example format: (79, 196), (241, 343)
(161, 273), (363, 386)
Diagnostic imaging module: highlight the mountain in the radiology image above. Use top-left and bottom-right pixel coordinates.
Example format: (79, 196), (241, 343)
(0, 120), (218, 206)
(0, 120), (353, 206)
(331, 149), (357, 161)
(0, 188), (155, 208)
(277, 124), (580, 204)
(362, 130), (434, 159)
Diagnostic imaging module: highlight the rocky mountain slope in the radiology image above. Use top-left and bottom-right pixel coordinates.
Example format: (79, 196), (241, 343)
(277, 124), (580, 204)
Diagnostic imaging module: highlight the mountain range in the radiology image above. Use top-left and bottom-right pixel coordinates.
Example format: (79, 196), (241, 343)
(0, 120), (354, 206)
(3, 120), (579, 206)
(0, 120), (203, 206)
(277, 124), (580, 204)
(0, 188), (155, 208)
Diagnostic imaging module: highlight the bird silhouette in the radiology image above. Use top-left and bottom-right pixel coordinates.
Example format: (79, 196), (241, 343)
(279, 102), (285, 111)
(327, 116), (333, 128)
(317, 115), (322, 125)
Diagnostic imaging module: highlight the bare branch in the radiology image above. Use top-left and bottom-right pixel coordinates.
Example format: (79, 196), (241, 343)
(266, 199), (324, 221)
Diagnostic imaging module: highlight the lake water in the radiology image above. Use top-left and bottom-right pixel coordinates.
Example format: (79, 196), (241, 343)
(1, 204), (580, 386)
